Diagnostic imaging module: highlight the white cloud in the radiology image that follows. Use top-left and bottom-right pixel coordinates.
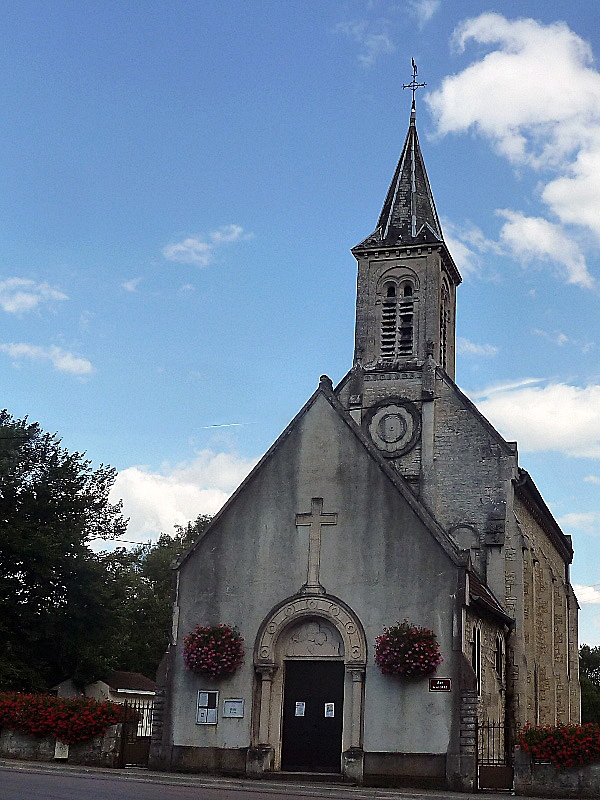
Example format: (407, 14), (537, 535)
(441, 229), (478, 276)
(558, 512), (600, 533)
(334, 20), (394, 67)
(497, 210), (593, 288)
(162, 225), (249, 267)
(408, 0), (440, 28)
(584, 475), (600, 484)
(471, 380), (600, 458)
(456, 337), (498, 357)
(442, 219), (502, 277)
(209, 224), (245, 244)
(122, 277), (142, 292)
(0, 343), (93, 375)
(428, 14), (600, 165)
(427, 14), (600, 285)
(111, 450), (259, 543)
(533, 329), (570, 347)
(0, 277), (67, 313)
(573, 585), (600, 604)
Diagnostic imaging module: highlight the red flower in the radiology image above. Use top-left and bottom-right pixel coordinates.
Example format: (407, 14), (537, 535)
(183, 623), (244, 680)
(0, 693), (124, 745)
(520, 723), (600, 770)
(375, 619), (442, 678)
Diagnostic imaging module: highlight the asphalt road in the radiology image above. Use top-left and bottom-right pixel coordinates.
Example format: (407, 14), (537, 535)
(0, 760), (553, 800)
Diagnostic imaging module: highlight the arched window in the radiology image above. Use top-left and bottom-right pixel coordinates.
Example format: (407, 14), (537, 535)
(380, 282), (397, 359)
(379, 278), (415, 360)
(398, 282), (414, 356)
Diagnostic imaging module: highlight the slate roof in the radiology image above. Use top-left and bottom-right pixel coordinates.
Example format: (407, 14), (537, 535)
(355, 110), (443, 249)
(105, 671), (156, 692)
(469, 572), (513, 625)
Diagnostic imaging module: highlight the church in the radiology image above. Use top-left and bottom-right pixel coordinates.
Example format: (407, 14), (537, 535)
(149, 89), (580, 791)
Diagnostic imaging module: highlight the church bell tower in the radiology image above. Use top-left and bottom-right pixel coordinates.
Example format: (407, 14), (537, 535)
(337, 68), (462, 492)
(351, 94), (461, 380)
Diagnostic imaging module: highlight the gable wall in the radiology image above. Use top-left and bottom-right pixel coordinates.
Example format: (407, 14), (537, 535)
(428, 376), (518, 596)
(169, 394), (463, 758)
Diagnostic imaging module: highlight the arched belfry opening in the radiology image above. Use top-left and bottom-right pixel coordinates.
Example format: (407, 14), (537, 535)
(252, 594), (366, 776)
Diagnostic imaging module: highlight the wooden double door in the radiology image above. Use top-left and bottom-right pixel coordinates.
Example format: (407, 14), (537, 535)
(281, 660), (344, 773)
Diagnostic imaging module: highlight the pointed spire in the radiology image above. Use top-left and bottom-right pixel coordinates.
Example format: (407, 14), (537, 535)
(355, 62), (444, 250)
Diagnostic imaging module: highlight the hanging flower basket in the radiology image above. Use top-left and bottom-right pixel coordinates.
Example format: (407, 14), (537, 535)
(375, 619), (442, 677)
(183, 623), (244, 680)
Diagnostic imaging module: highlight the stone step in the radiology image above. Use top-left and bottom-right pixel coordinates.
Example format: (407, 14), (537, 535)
(274, 771), (346, 784)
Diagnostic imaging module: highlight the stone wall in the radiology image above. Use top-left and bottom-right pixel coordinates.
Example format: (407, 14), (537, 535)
(516, 496), (579, 729)
(514, 746), (600, 798)
(0, 724), (122, 767)
(464, 608), (506, 727)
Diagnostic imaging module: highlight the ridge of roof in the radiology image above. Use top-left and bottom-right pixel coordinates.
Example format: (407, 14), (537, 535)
(514, 469), (573, 564)
(175, 376), (337, 569)
(176, 375), (468, 571)
(437, 368), (519, 458)
(104, 671), (156, 692)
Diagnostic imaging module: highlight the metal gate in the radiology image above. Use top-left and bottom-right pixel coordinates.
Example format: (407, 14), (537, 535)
(478, 720), (514, 790)
(121, 699), (153, 766)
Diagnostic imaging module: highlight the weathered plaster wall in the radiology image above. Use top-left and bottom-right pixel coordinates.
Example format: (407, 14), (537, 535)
(168, 392), (461, 760)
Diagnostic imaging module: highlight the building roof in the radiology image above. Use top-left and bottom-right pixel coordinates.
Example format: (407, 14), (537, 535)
(356, 110), (443, 249)
(514, 469), (574, 564)
(105, 671), (156, 693)
(468, 572), (513, 625)
(352, 110), (461, 284)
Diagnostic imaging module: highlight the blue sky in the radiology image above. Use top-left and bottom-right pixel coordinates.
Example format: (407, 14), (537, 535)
(2, 1), (600, 644)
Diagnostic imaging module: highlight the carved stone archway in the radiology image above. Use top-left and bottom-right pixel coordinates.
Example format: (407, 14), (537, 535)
(250, 593), (366, 780)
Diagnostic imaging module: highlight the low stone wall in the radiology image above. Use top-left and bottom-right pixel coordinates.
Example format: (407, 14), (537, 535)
(0, 724), (122, 768)
(515, 745), (600, 798)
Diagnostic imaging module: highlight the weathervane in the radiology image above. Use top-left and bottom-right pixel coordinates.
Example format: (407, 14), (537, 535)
(403, 58), (426, 112)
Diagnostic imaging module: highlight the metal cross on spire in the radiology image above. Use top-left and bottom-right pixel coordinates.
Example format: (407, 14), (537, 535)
(402, 58), (426, 113)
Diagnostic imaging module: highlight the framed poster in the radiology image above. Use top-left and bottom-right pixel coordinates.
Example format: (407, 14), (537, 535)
(196, 690), (219, 724)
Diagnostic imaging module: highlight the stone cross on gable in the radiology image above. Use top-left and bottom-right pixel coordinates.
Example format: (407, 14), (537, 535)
(296, 497), (338, 595)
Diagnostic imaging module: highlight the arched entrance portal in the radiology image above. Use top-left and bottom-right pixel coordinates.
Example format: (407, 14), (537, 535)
(252, 594), (366, 779)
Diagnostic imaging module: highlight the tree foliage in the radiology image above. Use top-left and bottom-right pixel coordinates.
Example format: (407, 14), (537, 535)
(0, 410), (127, 690)
(0, 408), (213, 691)
(580, 644), (600, 724)
(100, 515), (211, 679)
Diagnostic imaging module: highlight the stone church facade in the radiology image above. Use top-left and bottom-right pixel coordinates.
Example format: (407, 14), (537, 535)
(149, 103), (580, 790)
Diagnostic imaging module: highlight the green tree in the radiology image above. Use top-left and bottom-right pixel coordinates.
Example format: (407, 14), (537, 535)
(0, 410), (127, 690)
(580, 644), (600, 724)
(100, 514), (212, 679)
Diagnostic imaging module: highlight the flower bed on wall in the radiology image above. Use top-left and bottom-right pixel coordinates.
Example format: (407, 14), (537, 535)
(375, 619), (442, 677)
(520, 723), (600, 770)
(0, 693), (124, 745)
(183, 623), (244, 680)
